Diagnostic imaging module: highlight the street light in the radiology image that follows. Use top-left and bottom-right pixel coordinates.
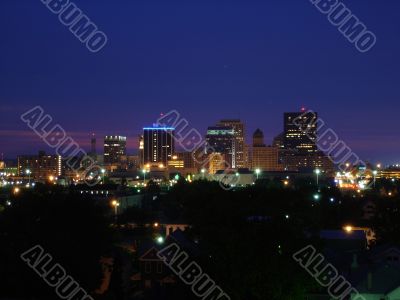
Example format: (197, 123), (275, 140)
(26, 169), (31, 186)
(373, 170), (378, 188)
(344, 225), (353, 233)
(101, 169), (106, 184)
(111, 200), (120, 223)
(201, 168), (206, 179)
(142, 169), (148, 185)
(314, 169), (321, 186)
(255, 168), (261, 180)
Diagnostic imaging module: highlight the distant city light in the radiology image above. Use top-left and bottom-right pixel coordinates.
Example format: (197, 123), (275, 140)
(313, 194), (320, 200)
(156, 236), (164, 244)
(344, 225), (353, 233)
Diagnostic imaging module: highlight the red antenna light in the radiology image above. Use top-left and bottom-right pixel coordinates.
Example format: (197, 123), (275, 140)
(301, 107), (306, 112)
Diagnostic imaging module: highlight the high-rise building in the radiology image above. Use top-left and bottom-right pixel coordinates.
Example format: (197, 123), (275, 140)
(143, 126), (175, 165)
(104, 136), (127, 165)
(283, 111), (317, 153)
(17, 151), (62, 180)
(205, 126), (234, 168)
(251, 129), (282, 171)
(217, 119), (246, 168)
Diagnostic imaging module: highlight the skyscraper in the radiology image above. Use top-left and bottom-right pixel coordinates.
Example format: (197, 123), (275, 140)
(143, 126), (175, 165)
(283, 111), (317, 153)
(205, 126), (235, 168)
(104, 136), (127, 165)
(217, 119), (246, 168)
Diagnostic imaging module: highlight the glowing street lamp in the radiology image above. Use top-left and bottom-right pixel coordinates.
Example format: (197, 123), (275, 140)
(26, 169), (31, 186)
(201, 168), (206, 179)
(314, 169), (321, 186)
(101, 169), (106, 183)
(344, 225), (353, 233)
(13, 187), (20, 195)
(373, 170), (378, 188)
(142, 169), (148, 185)
(111, 200), (120, 222)
(255, 168), (261, 180)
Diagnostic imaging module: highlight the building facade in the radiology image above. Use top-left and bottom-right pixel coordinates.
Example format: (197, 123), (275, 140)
(17, 151), (62, 180)
(104, 136), (127, 165)
(205, 126), (234, 168)
(217, 119), (246, 168)
(283, 111), (317, 154)
(251, 129), (282, 171)
(143, 127), (175, 165)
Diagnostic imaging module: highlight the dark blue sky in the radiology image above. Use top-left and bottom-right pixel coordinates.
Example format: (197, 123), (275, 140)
(1, 0), (399, 164)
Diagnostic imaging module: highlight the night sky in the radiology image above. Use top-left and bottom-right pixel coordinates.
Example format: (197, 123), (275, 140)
(1, 0), (399, 164)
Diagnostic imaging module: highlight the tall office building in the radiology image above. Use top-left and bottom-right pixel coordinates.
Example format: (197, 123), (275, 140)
(143, 126), (175, 164)
(251, 129), (281, 171)
(205, 126), (235, 168)
(104, 136), (127, 165)
(217, 119), (246, 168)
(283, 111), (317, 153)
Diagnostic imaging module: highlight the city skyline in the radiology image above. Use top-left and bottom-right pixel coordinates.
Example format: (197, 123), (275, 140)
(1, 1), (400, 163)
(1, 108), (398, 167)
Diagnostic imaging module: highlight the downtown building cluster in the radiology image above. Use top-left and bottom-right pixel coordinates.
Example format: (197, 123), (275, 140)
(1, 110), (339, 185)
